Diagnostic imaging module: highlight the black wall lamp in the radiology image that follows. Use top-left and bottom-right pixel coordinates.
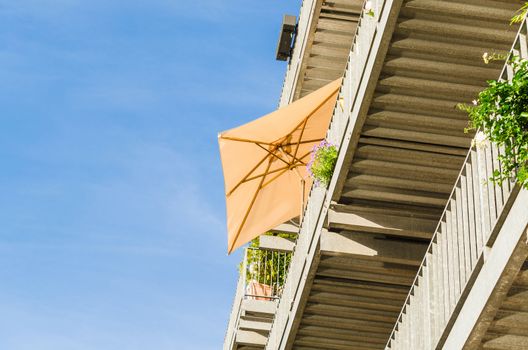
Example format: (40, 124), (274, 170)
(275, 15), (297, 61)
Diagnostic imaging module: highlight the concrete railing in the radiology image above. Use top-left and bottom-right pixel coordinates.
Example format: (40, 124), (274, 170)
(266, 1), (401, 348)
(223, 273), (245, 350)
(278, 0), (317, 107)
(385, 19), (528, 350)
(327, 0), (386, 147)
(243, 247), (292, 301)
(224, 244), (293, 350)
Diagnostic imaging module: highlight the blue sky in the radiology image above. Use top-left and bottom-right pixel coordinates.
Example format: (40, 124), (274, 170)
(0, 1), (299, 349)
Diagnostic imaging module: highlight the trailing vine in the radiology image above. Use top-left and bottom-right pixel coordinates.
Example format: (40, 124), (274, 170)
(458, 56), (528, 189)
(511, 2), (528, 24)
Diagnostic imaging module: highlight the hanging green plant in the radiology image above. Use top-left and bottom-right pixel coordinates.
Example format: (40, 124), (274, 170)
(307, 140), (338, 187)
(238, 232), (295, 288)
(511, 2), (528, 24)
(458, 56), (528, 189)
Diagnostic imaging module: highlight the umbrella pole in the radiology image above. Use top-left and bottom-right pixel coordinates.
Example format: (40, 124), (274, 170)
(300, 178), (305, 223)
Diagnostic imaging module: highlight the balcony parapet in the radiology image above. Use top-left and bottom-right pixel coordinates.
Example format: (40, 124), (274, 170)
(224, 241), (292, 350)
(278, 0), (317, 107)
(266, 0), (403, 348)
(224, 273), (245, 350)
(278, 0), (362, 106)
(385, 18), (528, 350)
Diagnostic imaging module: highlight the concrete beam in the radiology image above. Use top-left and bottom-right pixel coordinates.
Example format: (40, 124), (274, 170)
(236, 329), (267, 347)
(224, 275), (245, 350)
(320, 230), (427, 266)
(241, 299), (277, 316)
(270, 223), (299, 235)
(326, 208), (435, 239)
(258, 235), (295, 252)
(238, 319), (272, 332)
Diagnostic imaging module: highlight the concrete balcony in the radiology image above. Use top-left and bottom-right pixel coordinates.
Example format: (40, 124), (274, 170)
(279, 0), (363, 106)
(265, 0), (521, 349)
(386, 19), (528, 350)
(224, 236), (294, 350)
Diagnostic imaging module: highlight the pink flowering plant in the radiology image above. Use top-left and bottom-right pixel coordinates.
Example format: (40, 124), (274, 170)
(307, 140), (338, 187)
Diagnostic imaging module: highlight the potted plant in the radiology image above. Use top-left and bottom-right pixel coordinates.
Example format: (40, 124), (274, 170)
(307, 140), (338, 187)
(240, 233), (295, 299)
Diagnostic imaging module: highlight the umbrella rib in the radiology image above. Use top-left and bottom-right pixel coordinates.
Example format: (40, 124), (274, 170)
(279, 147), (308, 166)
(292, 117), (308, 161)
(220, 136), (273, 145)
(225, 145), (311, 198)
(277, 83), (340, 146)
(255, 143), (290, 167)
(261, 151), (312, 190)
(228, 157), (273, 254)
(280, 149), (312, 169)
(298, 150), (312, 161)
(260, 167), (295, 189)
(228, 149), (312, 252)
(262, 153), (316, 189)
(243, 165), (290, 183)
(227, 154), (270, 196)
(239, 151), (312, 219)
(281, 138), (323, 147)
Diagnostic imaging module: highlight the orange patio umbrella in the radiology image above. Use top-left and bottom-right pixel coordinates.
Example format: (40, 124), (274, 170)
(218, 79), (341, 254)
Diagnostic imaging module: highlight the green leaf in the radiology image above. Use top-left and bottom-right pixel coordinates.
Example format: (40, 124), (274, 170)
(460, 56), (528, 189)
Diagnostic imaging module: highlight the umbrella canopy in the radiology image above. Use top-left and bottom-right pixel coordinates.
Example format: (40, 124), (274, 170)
(218, 79), (341, 254)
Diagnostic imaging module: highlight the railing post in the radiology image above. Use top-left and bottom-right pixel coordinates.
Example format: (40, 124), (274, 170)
(385, 17), (527, 349)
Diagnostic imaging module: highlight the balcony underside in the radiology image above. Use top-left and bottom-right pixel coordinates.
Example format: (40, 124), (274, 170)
(296, 0), (363, 99)
(334, 0), (520, 221)
(233, 300), (277, 350)
(269, 0), (521, 349)
(281, 0), (362, 105)
(292, 230), (427, 350)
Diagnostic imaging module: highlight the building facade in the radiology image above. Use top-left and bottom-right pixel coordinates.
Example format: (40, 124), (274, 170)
(225, 0), (528, 349)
